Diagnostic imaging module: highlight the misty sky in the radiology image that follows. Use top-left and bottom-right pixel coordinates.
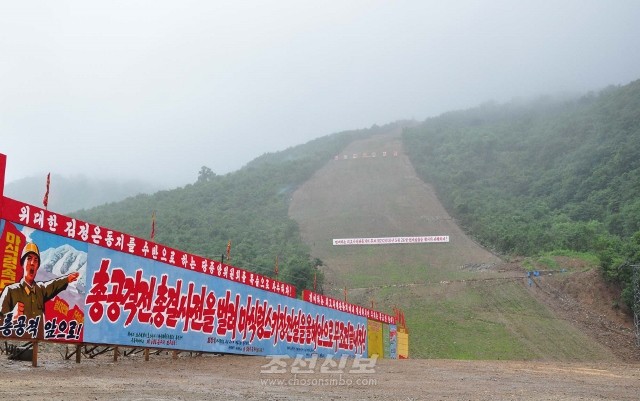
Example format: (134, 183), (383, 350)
(2, 1), (639, 187)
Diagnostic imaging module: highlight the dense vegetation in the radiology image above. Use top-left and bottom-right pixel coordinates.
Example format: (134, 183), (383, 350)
(403, 79), (640, 309)
(72, 124), (401, 293)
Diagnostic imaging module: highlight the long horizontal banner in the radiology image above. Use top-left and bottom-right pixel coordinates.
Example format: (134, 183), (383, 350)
(333, 236), (449, 246)
(303, 290), (394, 325)
(84, 245), (367, 357)
(333, 150), (399, 160)
(0, 218), (368, 357)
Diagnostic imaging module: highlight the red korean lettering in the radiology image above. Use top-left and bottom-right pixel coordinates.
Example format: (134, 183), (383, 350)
(182, 282), (202, 332)
(236, 294), (252, 341)
(185, 283), (216, 334)
(201, 290), (216, 334)
(215, 290), (240, 339)
(85, 259), (111, 323)
(165, 278), (183, 329)
(152, 274), (169, 328)
(106, 268), (127, 323)
(123, 269), (156, 326)
(273, 304), (289, 345)
(258, 302), (273, 341)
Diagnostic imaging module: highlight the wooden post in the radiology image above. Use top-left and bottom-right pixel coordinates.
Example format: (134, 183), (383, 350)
(76, 344), (81, 363)
(114, 346), (119, 362)
(32, 341), (38, 367)
(172, 350), (178, 360)
(144, 348), (149, 361)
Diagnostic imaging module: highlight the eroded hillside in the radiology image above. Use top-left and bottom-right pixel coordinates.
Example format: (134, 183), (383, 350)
(289, 128), (637, 361)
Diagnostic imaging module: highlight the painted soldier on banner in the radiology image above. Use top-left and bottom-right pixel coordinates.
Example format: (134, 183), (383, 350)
(0, 222), (86, 341)
(0, 241), (79, 322)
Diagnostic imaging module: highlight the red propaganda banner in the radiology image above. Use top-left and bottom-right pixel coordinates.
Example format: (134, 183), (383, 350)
(303, 290), (395, 325)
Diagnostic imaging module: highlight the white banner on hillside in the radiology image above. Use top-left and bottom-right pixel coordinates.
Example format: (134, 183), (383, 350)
(333, 236), (449, 246)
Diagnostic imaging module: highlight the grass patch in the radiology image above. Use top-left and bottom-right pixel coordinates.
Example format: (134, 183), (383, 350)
(522, 259), (535, 271)
(408, 309), (533, 360)
(536, 255), (559, 270)
(404, 283), (536, 360)
(522, 250), (600, 272)
(545, 249), (600, 267)
(395, 280), (612, 361)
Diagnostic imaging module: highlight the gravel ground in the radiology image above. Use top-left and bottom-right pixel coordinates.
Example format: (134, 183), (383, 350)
(1, 346), (638, 401)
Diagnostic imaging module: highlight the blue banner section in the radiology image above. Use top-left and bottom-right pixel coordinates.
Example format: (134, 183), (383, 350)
(389, 324), (398, 359)
(83, 245), (368, 357)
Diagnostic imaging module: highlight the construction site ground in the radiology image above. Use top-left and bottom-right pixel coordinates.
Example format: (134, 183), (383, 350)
(0, 347), (638, 401)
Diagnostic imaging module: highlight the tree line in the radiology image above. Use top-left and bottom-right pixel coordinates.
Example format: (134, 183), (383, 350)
(403, 79), (640, 310)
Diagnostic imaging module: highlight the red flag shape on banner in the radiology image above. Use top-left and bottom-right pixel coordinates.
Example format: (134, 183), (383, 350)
(43, 172), (50, 210)
(150, 211), (156, 241)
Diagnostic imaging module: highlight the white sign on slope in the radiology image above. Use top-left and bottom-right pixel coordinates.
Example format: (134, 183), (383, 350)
(333, 236), (449, 246)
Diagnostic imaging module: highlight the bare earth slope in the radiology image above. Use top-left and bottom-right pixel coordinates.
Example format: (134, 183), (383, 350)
(289, 129), (501, 289)
(289, 129), (638, 362)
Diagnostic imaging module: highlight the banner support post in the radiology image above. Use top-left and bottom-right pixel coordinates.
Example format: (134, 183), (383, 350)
(31, 341), (38, 367)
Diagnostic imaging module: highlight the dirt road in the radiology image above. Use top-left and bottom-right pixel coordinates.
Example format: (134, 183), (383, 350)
(1, 349), (638, 401)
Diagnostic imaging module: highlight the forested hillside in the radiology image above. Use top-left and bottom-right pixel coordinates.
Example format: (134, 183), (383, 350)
(72, 123), (406, 292)
(403, 79), (640, 308)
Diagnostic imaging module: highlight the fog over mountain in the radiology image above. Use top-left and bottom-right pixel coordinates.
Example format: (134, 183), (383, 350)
(2, 1), (639, 188)
(4, 174), (163, 213)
